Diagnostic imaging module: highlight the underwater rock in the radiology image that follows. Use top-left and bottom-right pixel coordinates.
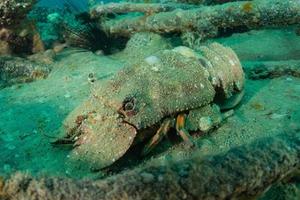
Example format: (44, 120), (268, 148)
(1, 132), (300, 200)
(98, 0), (300, 41)
(0, 56), (51, 88)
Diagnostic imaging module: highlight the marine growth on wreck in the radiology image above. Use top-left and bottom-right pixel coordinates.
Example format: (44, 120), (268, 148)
(0, 0), (300, 199)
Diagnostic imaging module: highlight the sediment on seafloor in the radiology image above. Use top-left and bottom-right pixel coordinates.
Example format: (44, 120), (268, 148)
(1, 132), (299, 200)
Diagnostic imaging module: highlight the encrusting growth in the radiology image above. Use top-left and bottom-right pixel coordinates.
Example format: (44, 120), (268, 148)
(1, 132), (300, 200)
(90, 2), (197, 17)
(92, 0), (300, 41)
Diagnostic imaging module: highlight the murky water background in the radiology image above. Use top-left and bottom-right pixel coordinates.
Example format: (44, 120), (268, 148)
(0, 0), (300, 199)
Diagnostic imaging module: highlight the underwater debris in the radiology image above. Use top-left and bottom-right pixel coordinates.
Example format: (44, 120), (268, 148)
(1, 132), (300, 200)
(91, 0), (250, 18)
(245, 60), (300, 80)
(91, 2), (197, 17)
(52, 42), (244, 170)
(0, 56), (51, 88)
(96, 0), (300, 41)
(124, 0), (246, 6)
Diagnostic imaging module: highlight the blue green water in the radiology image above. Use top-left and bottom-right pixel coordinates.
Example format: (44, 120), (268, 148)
(0, 0), (300, 199)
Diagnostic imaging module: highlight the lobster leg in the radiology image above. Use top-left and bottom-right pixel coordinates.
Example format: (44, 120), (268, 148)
(50, 132), (79, 145)
(176, 113), (195, 147)
(51, 127), (83, 146)
(142, 118), (172, 155)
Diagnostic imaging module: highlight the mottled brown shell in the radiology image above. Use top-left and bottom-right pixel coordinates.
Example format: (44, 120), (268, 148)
(199, 43), (245, 99)
(60, 43), (245, 169)
(93, 49), (216, 129)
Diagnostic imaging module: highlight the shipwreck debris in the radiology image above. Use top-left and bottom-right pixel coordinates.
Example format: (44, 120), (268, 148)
(245, 60), (300, 80)
(0, 56), (51, 88)
(1, 132), (300, 200)
(93, 0), (300, 42)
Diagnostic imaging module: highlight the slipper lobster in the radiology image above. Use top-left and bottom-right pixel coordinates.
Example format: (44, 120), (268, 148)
(53, 43), (245, 170)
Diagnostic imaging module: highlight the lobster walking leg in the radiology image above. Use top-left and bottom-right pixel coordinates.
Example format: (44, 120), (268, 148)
(142, 118), (172, 155)
(176, 114), (195, 147)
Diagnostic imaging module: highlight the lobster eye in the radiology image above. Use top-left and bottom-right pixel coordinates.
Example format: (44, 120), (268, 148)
(124, 101), (134, 111)
(123, 97), (136, 111)
(121, 96), (138, 117)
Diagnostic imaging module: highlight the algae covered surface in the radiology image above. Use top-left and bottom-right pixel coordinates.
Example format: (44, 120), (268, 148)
(0, 0), (300, 198)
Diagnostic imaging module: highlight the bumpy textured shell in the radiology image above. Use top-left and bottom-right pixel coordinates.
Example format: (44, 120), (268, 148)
(93, 49), (216, 129)
(63, 97), (137, 169)
(62, 43), (245, 169)
(198, 43), (245, 98)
